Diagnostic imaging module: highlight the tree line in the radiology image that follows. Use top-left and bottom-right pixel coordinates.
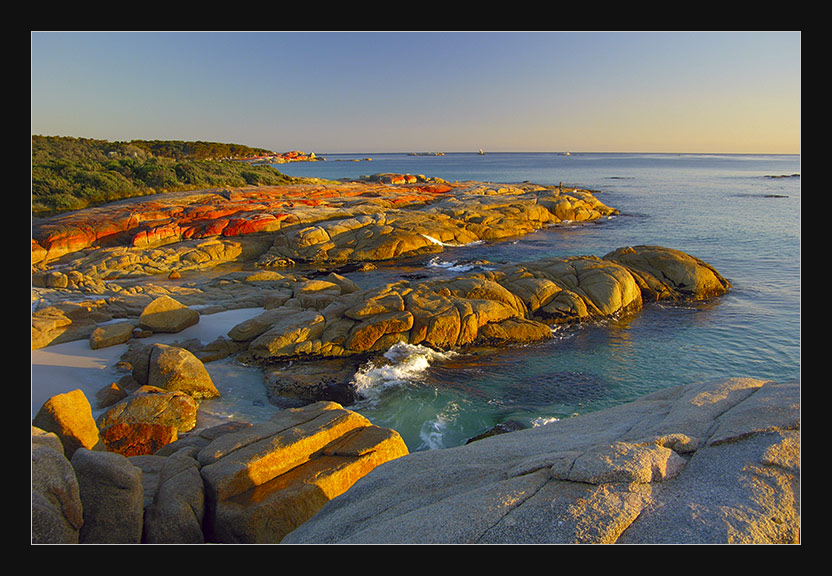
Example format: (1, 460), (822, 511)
(32, 135), (300, 215)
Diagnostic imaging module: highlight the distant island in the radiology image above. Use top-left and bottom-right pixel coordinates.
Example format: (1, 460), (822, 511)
(31, 136), (318, 216)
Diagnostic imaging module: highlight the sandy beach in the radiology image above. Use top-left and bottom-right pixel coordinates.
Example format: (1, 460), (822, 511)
(31, 307), (273, 426)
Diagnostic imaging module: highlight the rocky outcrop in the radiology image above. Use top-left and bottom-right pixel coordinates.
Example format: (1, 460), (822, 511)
(31, 395), (408, 544)
(604, 245), (731, 301)
(31, 179), (616, 277)
(282, 377), (800, 544)
(227, 245), (727, 367)
(30, 178), (624, 351)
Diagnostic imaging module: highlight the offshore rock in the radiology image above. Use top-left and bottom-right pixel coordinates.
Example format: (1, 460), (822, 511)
(282, 377), (800, 544)
(604, 245), (731, 301)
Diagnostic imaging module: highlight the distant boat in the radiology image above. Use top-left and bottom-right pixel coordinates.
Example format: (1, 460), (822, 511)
(478, 149), (485, 155)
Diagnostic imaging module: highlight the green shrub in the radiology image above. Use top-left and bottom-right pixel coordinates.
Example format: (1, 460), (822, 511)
(32, 136), (300, 215)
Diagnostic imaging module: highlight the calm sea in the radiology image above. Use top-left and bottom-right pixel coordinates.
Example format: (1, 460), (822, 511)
(276, 152), (801, 451)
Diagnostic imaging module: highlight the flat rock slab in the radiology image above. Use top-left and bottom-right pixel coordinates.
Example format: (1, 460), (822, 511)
(194, 401), (409, 543)
(282, 377), (799, 544)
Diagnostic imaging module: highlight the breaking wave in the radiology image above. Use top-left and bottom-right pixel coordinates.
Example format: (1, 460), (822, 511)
(351, 342), (457, 405)
(426, 255), (494, 274)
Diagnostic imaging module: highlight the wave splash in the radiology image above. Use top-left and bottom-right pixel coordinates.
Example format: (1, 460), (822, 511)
(351, 342), (457, 405)
(426, 255), (494, 274)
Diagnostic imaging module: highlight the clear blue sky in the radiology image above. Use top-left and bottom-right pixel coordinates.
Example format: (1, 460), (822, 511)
(31, 31), (801, 154)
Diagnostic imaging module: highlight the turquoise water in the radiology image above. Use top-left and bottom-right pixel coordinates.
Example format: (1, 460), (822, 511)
(277, 152), (801, 451)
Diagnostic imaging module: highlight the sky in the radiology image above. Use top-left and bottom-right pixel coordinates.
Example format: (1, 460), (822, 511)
(31, 31), (801, 154)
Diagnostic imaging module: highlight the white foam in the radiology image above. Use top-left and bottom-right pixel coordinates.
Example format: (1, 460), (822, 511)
(426, 256), (494, 274)
(419, 414), (451, 450)
(351, 342), (456, 404)
(420, 233), (483, 248)
(531, 416), (560, 427)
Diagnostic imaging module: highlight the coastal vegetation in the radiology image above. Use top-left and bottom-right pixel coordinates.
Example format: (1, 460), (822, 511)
(32, 136), (300, 216)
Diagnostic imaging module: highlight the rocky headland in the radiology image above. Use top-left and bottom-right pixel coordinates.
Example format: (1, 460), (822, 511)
(31, 175), (799, 544)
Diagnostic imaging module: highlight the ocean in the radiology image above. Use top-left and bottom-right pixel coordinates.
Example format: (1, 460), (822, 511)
(277, 152), (801, 450)
(31, 152), (801, 453)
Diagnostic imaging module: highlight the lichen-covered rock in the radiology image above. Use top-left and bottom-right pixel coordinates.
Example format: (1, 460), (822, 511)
(32, 179), (617, 280)
(32, 300), (113, 349)
(89, 320), (135, 349)
(99, 420), (179, 457)
(97, 385), (199, 434)
(222, 246), (727, 367)
(147, 343), (220, 400)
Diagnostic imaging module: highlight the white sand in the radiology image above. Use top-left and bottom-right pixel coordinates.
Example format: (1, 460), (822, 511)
(31, 308), (280, 428)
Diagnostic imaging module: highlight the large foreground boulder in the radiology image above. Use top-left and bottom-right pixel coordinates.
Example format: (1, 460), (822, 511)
(31, 393), (408, 544)
(31, 427), (84, 543)
(282, 377), (799, 544)
(198, 401), (409, 543)
(32, 389), (104, 458)
(71, 448), (145, 544)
